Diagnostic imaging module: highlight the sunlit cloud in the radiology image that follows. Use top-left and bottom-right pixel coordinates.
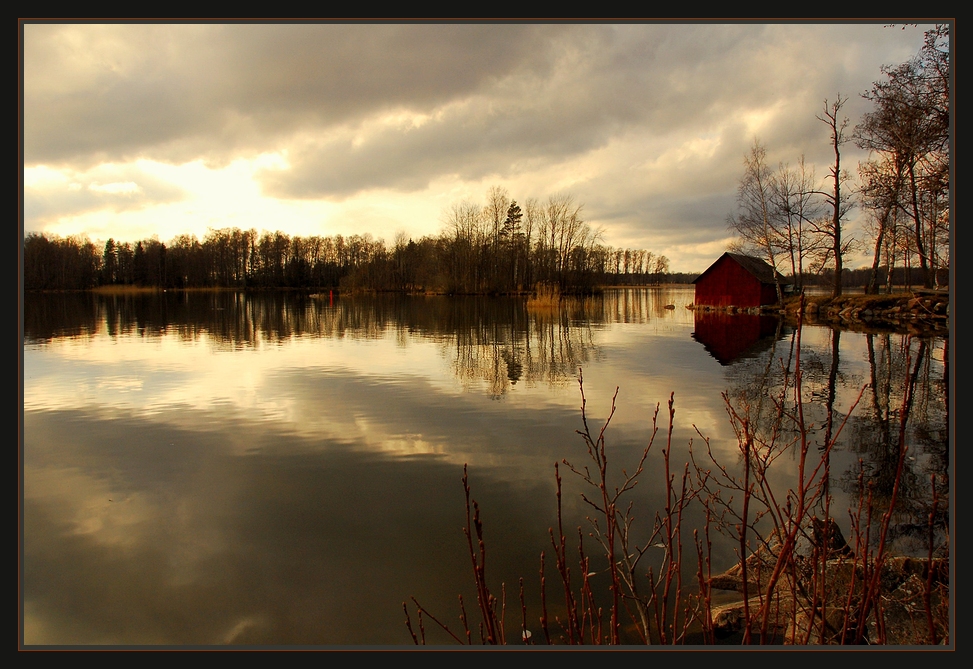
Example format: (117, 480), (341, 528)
(88, 181), (140, 195)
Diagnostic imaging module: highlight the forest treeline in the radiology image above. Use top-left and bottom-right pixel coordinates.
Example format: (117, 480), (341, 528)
(23, 190), (683, 293)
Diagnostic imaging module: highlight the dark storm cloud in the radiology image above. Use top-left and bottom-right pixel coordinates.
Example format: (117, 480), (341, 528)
(254, 22), (921, 201)
(25, 23), (929, 183)
(256, 91), (625, 198)
(252, 24), (775, 198)
(24, 23), (568, 169)
(23, 25), (795, 172)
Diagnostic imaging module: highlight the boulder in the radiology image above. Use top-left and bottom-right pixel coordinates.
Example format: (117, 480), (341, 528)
(704, 518), (947, 645)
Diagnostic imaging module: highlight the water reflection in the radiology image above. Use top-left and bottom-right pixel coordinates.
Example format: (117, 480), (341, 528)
(842, 334), (950, 554)
(712, 318), (949, 558)
(691, 311), (787, 365)
(22, 289), (949, 645)
(24, 407), (554, 645)
(26, 290), (685, 399)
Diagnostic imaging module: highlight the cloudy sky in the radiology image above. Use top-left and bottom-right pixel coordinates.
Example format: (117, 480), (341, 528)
(22, 21), (938, 272)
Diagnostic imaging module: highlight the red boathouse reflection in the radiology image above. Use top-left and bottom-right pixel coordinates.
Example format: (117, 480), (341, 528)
(692, 310), (782, 365)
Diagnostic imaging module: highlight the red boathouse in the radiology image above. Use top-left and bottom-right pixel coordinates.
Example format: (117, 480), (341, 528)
(693, 252), (783, 308)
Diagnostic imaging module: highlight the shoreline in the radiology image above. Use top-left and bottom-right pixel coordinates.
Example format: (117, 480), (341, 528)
(690, 291), (950, 336)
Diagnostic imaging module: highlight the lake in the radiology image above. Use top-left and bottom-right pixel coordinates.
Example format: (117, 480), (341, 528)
(22, 287), (949, 645)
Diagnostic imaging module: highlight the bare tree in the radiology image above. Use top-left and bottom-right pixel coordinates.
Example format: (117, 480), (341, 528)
(484, 185), (511, 289)
(771, 156), (821, 291)
(523, 197), (541, 289)
(443, 199), (485, 292)
(652, 255), (670, 282)
(728, 138), (785, 302)
(858, 152), (905, 293)
(541, 193), (585, 289)
(855, 25), (949, 289)
(814, 94), (854, 298)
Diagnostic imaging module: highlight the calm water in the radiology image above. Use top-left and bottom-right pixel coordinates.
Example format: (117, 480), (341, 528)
(22, 287), (949, 645)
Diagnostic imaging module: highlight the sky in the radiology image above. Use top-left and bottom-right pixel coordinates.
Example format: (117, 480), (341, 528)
(21, 21), (941, 273)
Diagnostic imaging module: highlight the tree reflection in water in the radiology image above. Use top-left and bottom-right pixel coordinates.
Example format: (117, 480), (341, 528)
(701, 314), (948, 560)
(23, 289), (948, 644)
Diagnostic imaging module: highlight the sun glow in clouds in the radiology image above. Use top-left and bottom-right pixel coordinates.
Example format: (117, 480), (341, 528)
(27, 151), (453, 246)
(88, 181), (140, 195)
